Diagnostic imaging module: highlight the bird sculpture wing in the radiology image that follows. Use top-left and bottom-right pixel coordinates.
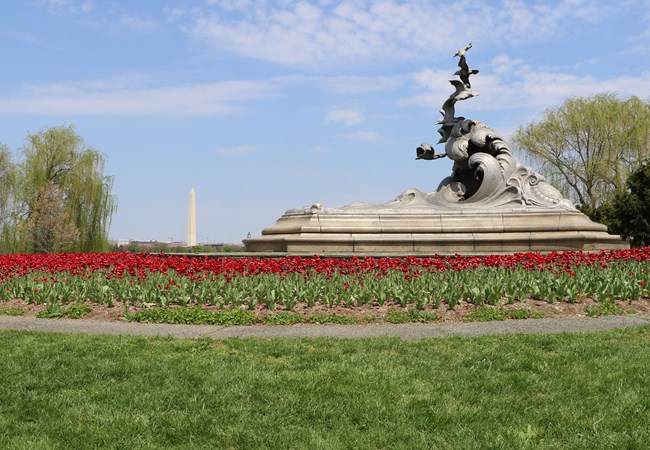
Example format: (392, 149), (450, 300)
(438, 97), (456, 124)
(449, 80), (466, 95)
(457, 55), (469, 72)
(456, 55), (472, 87)
(449, 80), (478, 101)
(459, 72), (471, 87)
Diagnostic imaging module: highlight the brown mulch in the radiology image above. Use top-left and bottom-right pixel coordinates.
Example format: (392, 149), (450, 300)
(2, 297), (650, 323)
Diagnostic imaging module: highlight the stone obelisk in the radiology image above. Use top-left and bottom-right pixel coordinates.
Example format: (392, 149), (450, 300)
(188, 188), (197, 247)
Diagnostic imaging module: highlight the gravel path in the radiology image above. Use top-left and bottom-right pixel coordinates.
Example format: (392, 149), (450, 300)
(1, 314), (649, 340)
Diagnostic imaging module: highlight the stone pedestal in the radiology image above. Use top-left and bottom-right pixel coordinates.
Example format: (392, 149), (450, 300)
(244, 188), (628, 254)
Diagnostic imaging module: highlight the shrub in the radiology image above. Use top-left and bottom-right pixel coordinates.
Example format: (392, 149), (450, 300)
(505, 309), (544, 320)
(385, 309), (440, 324)
(463, 306), (506, 322)
(263, 312), (305, 325)
(0, 306), (25, 316)
(585, 301), (625, 317)
(130, 307), (256, 326)
(66, 303), (92, 319)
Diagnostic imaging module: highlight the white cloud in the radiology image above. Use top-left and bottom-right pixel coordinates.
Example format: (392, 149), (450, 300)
(178, 0), (619, 69)
(0, 78), (282, 116)
(3, 30), (51, 48)
(325, 108), (365, 125)
(308, 144), (332, 153)
(494, 0), (616, 40)
(491, 54), (529, 76)
(119, 14), (160, 32)
(43, 0), (94, 15)
(185, 1), (440, 68)
(217, 145), (259, 156)
(341, 131), (380, 142)
(620, 6), (650, 56)
(399, 68), (456, 110)
(570, 0), (622, 21)
(521, 72), (650, 107)
(317, 74), (408, 94)
(405, 60), (650, 118)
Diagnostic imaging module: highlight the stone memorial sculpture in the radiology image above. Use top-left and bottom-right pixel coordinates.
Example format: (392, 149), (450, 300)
(413, 43), (575, 211)
(244, 45), (627, 253)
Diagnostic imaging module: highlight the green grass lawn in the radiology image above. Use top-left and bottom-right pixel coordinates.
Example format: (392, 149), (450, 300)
(1, 327), (649, 449)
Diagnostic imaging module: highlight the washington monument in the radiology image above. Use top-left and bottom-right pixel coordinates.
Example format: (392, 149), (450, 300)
(188, 188), (196, 247)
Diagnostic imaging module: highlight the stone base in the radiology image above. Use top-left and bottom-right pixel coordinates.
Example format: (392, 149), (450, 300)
(244, 209), (628, 254)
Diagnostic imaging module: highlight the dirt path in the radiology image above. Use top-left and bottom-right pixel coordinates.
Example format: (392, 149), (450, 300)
(1, 314), (649, 340)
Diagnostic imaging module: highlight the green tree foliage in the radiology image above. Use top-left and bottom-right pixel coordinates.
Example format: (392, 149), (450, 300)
(512, 93), (650, 212)
(597, 162), (650, 247)
(0, 125), (116, 253)
(0, 144), (17, 252)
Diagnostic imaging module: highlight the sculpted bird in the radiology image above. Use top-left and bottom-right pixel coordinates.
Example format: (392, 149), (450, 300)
(449, 80), (478, 101)
(416, 143), (445, 160)
(437, 97), (456, 125)
(454, 42), (472, 58)
(454, 54), (479, 88)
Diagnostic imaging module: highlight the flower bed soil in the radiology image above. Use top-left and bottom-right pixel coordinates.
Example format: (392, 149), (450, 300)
(3, 297), (650, 324)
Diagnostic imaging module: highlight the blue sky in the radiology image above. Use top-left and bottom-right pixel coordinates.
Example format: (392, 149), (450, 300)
(1, 0), (649, 244)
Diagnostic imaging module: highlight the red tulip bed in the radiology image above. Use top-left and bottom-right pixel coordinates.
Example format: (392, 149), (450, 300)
(0, 248), (648, 323)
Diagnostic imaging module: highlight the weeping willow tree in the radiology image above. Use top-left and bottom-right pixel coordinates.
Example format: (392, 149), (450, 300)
(0, 144), (17, 252)
(511, 93), (650, 214)
(16, 125), (117, 253)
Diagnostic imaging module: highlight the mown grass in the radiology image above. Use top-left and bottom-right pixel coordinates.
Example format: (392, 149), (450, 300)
(1, 327), (649, 449)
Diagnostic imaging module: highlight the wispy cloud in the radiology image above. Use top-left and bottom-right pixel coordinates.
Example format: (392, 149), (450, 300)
(317, 74), (408, 94)
(519, 72), (650, 107)
(405, 57), (650, 116)
(119, 14), (160, 32)
(216, 145), (259, 156)
(621, 6), (650, 56)
(0, 78), (283, 116)
(325, 108), (365, 125)
(185, 1), (440, 68)
(43, 0), (94, 15)
(3, 30), (49, 47)
(491, 54), (529, 76)
(177, 0), (618, 69)
(308, 144), (332, 153)
(341, 131), (381, 142)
